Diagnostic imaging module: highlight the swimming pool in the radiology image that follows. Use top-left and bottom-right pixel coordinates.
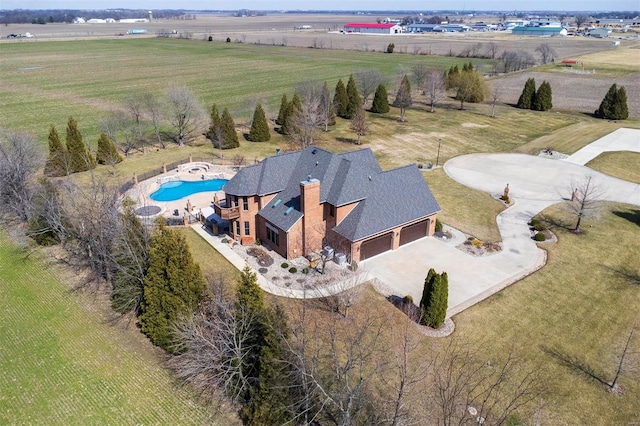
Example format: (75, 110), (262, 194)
(150, 179), (228, 202)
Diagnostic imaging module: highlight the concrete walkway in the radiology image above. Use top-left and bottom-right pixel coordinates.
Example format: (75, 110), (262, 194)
(563, 127), (640, 165)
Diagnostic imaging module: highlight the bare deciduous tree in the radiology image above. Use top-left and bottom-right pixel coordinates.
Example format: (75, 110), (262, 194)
(354, 69), (384, 106)
(349, 106), (368, 145)
(485, 42), (499, 60)
(425, 67), (446, 113)
(100, 111), (139, 156)
(428, 340), (545, 426)
(575, 14), (589, 30)
(0, 131), (43, 222)
(143, 92), (165, 148)
(565, 176), (603, 233)
(125, 94), (148, 151)
(411, 63), (430, 94)
(535, 43), (557, 65)
(289, 95), (324, 149)
(166, 83), (205, 147)
(490, 85), (502, 118)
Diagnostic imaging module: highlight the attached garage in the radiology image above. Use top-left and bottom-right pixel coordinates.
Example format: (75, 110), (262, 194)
(360, 232), (393, 260)
(399, 219), (429, 246)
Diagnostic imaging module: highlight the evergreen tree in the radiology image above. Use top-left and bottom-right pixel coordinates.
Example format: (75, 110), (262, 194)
(282, 93), (302, 136)
(613, 86), (629, 120)
(206, 103), (222, 146)
(392, 74), (412, 122)
(446, 65), (460, 89)
(532, 80), (552, 111)
(516, 78), (536, 110)
(454, 68), (487, 109)
(236, 266), (292, 424)
(111, 204), (149, 315)
(247, 103), (271, 142)
(220, 108), (239, 149)
(423, 272), (448, 329)
(419, 268), (437, 324)
(462, 61), (474, 72)
(345, 74), (362, 119)
(139, 222), (207, 352)
(44, 124), (67, 177)
(96, 132), (123, 165)
(370, 83), (390, 113)
(276, 94), (288, 126)
(333, 79), (349, 118)
(65, 116), (96, 173)
(594, 84), (617, 119)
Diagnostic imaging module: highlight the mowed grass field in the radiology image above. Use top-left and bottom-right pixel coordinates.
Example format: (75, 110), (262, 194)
(0, 38), (483, 144)
(0, 234), (236, 425)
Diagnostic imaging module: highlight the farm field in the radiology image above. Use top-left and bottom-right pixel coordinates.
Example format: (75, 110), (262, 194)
(0, 233), (236, 425)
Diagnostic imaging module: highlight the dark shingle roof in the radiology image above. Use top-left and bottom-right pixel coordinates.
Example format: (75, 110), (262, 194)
(223, 147), (440, 237)
(332, 165), (440, 241)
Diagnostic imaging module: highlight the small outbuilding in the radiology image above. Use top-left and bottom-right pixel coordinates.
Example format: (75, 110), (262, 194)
(588, 28), (611, 38)
(511, 26), (567, 36)
(343, 23), (403, 34)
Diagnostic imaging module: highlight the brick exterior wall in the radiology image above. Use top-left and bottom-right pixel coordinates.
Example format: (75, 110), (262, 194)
(300, 179), (325, 257)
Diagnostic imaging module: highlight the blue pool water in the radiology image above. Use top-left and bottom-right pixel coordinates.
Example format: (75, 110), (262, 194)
(150, 179), (228, 202)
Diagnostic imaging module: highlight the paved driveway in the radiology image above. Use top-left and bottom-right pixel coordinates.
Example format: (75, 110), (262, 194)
(362, 128), (640, 318)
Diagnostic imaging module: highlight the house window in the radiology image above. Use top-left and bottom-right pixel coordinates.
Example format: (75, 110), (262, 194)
(235, 221), (240, 236)
(244, 221), (250, 236)
(243, 196), (248, 211)
(266, 223), (280, 246)
(329, 204), (335, 217)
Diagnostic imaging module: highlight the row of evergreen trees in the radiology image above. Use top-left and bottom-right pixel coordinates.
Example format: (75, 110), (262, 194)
(516, 78), (553, 111)
(206, 104), (241, 149)
(595, 83), (628, 120)
(44, 116), (122, 177)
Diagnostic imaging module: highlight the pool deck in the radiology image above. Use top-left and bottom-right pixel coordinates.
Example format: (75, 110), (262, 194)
(126, 163), (238, 220)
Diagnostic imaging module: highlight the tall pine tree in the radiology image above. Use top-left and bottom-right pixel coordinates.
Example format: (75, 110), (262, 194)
(236, 266), (292, 424)
(516, 78), (536, 110)
(206, 103), (222, 146)
(281, 93), (302, 136)
(532, 80), (552, 111)
(333, 79), (349, 118)
(220, 108), (239, 149)
(613, 85), (629, 120)
(247, 103), (271, 142)
(65, 116), (96, 173)
(370, 83), (390, 113)
(419, 268), (437, 324)
(276, 94), (288, 126)
(96, 132), (123, 165)
(44, 124), (67, 177)
(392, 75), (412, 122)
(139, 221), (207, 352)
(423, 271), (448, 329)
(345, 74), (361, 119)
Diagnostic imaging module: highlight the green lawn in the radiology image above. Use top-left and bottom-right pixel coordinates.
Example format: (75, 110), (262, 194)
(0, 38), (486, 145)
(0, 233), (237, 425)
(453, 203), (640, 424)
(586, 151), (640, 184)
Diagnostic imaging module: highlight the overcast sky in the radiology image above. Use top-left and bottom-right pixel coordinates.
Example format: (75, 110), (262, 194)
(3, 0), (638, 11)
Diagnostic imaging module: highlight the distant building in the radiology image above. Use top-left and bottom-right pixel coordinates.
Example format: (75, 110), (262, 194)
(343, 23), (403, 34)
(406, 23), (438, 33)
(512, 26), (567, 36)
(589, 28), (611, 38)
(406, 23), (471, 33)
(595, 18), (640, 27)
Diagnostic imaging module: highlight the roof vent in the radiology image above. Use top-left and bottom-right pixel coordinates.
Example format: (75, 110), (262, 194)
(285, 206), (294, 216)
(368, 175), (372, 181)
(316, 161), (319, 166)
(307, 174), (312, 181)
(272, 199), (281, 208)
(312, 148), (317, 154)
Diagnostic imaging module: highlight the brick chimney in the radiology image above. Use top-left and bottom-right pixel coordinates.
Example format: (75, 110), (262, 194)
(300, 177), (323, 256)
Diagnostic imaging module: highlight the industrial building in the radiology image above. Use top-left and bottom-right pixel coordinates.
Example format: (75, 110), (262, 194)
(343, 23), (403, 34)
(511, 26), (567, 36)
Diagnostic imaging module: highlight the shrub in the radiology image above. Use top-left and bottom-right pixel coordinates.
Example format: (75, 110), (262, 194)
(302, 267), (309, 274)
(435, 218), (443, 232)
(281, 262), (289, 268)
(350, 261), (358, 271)
(500, 195), (511, 204)
(289, 267), (297, 274)
(471, 238), (483, 247)
(534, 232), (546, 242)
(226, 37), (231, 42)
(530, 219), (546, 232)
(403, 295), (414, 305)
(386, 42), (395, 53)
